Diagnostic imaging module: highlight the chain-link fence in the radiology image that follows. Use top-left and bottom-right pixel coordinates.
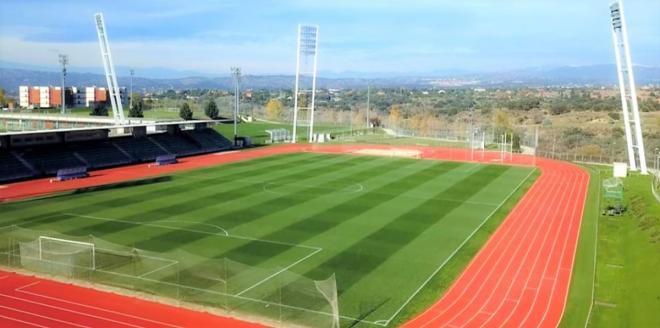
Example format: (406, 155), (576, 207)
(0, 226), (340, 328)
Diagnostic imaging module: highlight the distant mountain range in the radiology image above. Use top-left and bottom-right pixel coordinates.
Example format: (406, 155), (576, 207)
(1, 64), (659, 94)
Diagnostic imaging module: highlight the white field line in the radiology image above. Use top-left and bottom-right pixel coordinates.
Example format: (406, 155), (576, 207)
(262, 182), (365, 196)
(14, 282), (181, 328)
(235, 247), (323, 297)
(0, 213), (61, 229)
(138, 260), (180, 279)
(62, 213), (321, 251)
(433, 166), (565, 327)
(0, 293), (143, 328)
(0, 313), (49, 328)
(583, 168), (601, 328)
(49, 214), (382, 322)
(384, 168), (536, 325)
(54, 266), (384, 326)
(0, 304), (89, 328)
(156, 220), (228, 236)
(261, 179), (499, 207)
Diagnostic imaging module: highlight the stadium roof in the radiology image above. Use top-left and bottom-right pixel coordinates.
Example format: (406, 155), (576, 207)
(0, 119), (231, 137)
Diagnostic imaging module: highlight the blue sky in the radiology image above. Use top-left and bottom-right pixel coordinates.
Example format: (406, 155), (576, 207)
(0, 0), (658, 77)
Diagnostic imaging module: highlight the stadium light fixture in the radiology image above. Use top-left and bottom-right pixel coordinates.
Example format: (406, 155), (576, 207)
(58, 54), (68, 115)
(94, 13), (126, 125)
(231, 67), (241, 145)
(129, 69), (134, 110)
(292, 24), (319, 143)
(610, 0), (647, 174)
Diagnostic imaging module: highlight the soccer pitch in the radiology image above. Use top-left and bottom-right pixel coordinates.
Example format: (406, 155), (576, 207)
(0, 153), (534, 326)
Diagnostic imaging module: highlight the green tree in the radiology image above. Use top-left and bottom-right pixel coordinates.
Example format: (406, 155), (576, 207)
(129, 99), (144, 118)
(0, 88), (5, 106)
(90, 102), (109, 116)
(179, 103), (193, 120)
(205, 100), (219, 119)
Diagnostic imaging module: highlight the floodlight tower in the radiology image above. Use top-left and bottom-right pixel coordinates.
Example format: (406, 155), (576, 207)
(129, 69), (134, 110)
(292, 24), (319, 143)
(94, 13), (125, 125)
(231, 67), (241, 144)
(58, 54), (68, 114)
(610, 0), (647, 174)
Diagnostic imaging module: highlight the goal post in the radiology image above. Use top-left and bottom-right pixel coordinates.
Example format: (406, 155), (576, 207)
(38, 235), (96, 270)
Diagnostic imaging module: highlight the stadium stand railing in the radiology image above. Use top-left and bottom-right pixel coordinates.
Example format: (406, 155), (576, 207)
(150, 133), (204, 157)
(19, 148), (86, 175)
(185, 129), (234, 152)
(71, 142), (133, 169)
(0, 151), (37, 183)
(113, 136), (170, 162)
(0, 128), (233, 183)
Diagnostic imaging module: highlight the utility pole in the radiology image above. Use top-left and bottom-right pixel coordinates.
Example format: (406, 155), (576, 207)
(231, 67), (241, 146)
(129, 69), (134, 110)
(469, 106), (475, 161)
(58, 54), (68, 114)
(366, 85), (370, 128)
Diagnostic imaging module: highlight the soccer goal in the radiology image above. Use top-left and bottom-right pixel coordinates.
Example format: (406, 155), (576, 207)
(18, 236), (96, 277)
(38, 236), (96, 270)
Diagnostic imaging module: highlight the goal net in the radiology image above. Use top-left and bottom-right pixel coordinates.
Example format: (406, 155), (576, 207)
(19, 236), (95, 278)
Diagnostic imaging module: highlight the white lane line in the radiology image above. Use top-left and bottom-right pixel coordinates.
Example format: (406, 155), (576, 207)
(387, 168), (537, 325)
(16, 282), (182, 328)
(493, 169), (578, 328)
(0, 293), (142, 328)
(0, 314), (49, 328)
(447, 166), (568, 327)
(0, 305), (89, 328)
(535, 169), (590, 328)
(412, 167), (545, 327)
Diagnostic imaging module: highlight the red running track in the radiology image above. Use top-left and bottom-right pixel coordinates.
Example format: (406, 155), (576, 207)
(0, 144), (589, 328)
(402, 153), (589, 327)
(0, 271), (264, 328)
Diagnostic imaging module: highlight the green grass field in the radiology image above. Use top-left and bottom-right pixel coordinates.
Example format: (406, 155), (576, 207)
(0, 153), (533, 327)
(560, 167), (660, 328)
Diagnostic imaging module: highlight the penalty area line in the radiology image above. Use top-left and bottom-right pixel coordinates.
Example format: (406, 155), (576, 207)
(234, 247), (323, 297)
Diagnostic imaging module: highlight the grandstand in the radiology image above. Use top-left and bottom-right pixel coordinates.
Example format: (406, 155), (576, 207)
(0, 121), (235, 183)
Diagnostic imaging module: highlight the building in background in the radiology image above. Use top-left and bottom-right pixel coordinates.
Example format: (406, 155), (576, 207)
(18, 86), (127, 109)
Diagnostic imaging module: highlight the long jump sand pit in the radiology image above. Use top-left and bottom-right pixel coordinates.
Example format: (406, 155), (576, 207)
(352, 148), (422, 159)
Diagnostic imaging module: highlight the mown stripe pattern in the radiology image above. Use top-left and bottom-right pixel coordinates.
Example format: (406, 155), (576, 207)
(0, 153), (531, 324)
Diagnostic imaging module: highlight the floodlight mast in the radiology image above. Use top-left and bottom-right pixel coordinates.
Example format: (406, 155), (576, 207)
(292, 24), (319, 143)
(58, 54), (68, 114)
(129, 69), (134, 110)
(610, 0), (647, 174)
(94, 13), (125, 125)
(231, 67), (241, 145)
